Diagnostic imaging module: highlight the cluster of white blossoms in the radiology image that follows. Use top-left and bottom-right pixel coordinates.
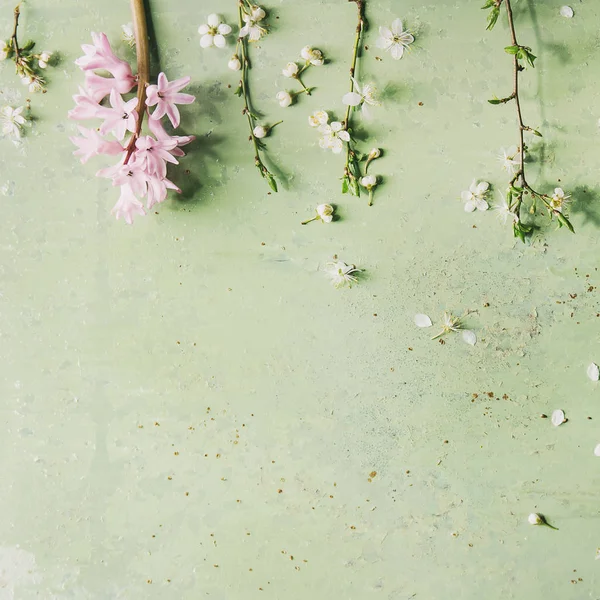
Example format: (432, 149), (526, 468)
(1, 105), (28, 140)
(308, 111), (349, 154)
(276, 46), (325, 106)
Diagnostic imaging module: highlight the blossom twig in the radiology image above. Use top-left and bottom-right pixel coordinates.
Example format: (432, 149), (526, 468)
(484, 0), (574, 241)
(341, 0), (367, 198)
(235, 0), (278, 192)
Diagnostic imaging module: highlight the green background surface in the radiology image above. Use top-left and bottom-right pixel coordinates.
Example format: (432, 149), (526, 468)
(1, 0), (600, 598)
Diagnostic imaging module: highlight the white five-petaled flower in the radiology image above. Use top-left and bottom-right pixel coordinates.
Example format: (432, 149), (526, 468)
(461, 179), (490, 212)
(318, 121), (350, 154)
(498, 145), (521, 175)
(376, 18), (414, 60)
(198, 14), (232, 48)
(300, 46), (324, 66)
(228, 55), (241, 71)
(1, 105), (27, 138)
(282, 62), (299, 78)
(308, 110), (328, 128)
(549, 187), (571, 213)
(494, 190), (519, 225)
(239, 5), (267, 42)
(121, 23), (135, 47)
(302, 203), (335, 225)
(342, 78), (380, 120)
(276, 91), (293, 107)
(327, 260), (360, 288)
(38, 51), (52, 69)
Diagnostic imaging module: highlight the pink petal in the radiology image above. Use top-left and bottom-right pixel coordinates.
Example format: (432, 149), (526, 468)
(171, 93), (195, 105)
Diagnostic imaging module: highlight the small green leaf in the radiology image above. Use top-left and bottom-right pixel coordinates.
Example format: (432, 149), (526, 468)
(530, 129), (543, 137)
(504, 45), (520, 55)
(341, 176), (349, 194)
(488, 97), (502, 105)
(510, 185), (523, 195)
(524, 50), (537, 68)
(349, 178), (360, 197)
(265, 172), (278, 192)
(22, 40), (35, 52)
(486, 7), (500, 30)
(481, 0), (496, 8)
(556, 212), (575, 233)
(233, 85), (243, 97)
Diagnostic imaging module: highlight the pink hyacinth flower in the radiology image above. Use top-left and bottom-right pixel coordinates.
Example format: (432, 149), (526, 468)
(76, 32), (135, 84)
(84, 71), (136, 103)
(146, 174), (180, 210)
(148, 116), (195, 157)
(69, 126), (124, 164)
(97, 89), (138, 141)
(146, 73), (195, 128)
(112, 183), (145, 224)
(97, 161), (148, 198)
(68, 86), (102, 120)
(135, 135), (179, 178)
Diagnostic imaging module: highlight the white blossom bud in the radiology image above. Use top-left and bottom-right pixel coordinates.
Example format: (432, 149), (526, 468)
(228, 55), (241, 71)
(368, 147), (381, 159)
(276, 91), (292, 107)
(528, 513), (543, 525)
(282, 62), (298, 78)
(253, 125), (267, 139)
(360, 174), (377, 189)
(316, 203), (334, 223)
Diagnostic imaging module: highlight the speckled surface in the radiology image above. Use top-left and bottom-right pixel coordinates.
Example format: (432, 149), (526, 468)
(1, 0), (600, 598)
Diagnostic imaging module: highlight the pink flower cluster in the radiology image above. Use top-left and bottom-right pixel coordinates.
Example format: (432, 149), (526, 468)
(68, 32), (196, 224)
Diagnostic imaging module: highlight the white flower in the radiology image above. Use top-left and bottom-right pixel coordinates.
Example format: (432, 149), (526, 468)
(342, 78), (380, 120)
(282, 62), (299, 78)
(38, 50), (52, 69)
(551, 409), (566, 427)
(528, 513), (543, 525)
(198, 14), (232, 48)
(376, 18), (414, 60)
(253, 125), (267, 139)
(327, 261), (360, 288)
(368, 148), (381, 159)
(494, 191), (519, 225)
(587, 363), (600, 381)
(239, 6), (267, 42)
(318, 121), (350, 154)
(122, 23), (135, 47)
(276, 91), (293, 107)
(1, 105), (26, 139)
(300, 46), (324, 66)
(414, 314), (432, 328)
(228, 55), (241, 71)
(28, 77), (44, 93)
(360, 174), (377, 190)
(317, 203), (334, 223)
(560, 6), (574, 18)
(498, 146), (521, 175)
(461, 179), (489, 212)
(549, 187), (571, 213)
(431, 312), (463, 340)
(308, 110), (328, 128)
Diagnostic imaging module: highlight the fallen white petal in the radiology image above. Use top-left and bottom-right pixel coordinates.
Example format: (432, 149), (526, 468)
(414, 314), (432, 328)
(595, 444), (600, 457)
(551, 409), (566, 427)
(559, 5), (574, 18)
(587, 362), (599, 381)
(462, 330), (477, 346)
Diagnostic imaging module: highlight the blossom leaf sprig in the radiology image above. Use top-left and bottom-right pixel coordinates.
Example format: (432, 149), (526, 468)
(232, 1), (278, 192)
(483, 0), (574, 241)
(1, 3), (53, 93)
(68, 0), (196, 224)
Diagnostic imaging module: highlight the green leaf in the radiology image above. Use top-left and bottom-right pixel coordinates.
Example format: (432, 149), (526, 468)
(349, 178), (360, 197)
(233, 85), (243, 97)
(341, 176), (349, 194)
(488, 97), (502, 105)
(524, 49), (537, 68)
(530, 128), (543, 137)
(504, 45), (520, 55)
(481, 0), (496, 8)
(509, 185), (523, 195)
(556, 212), (575, 233)
(22, 40), (35, 52)
(265, 172), (278, 193)
(486, 7), (500, 30)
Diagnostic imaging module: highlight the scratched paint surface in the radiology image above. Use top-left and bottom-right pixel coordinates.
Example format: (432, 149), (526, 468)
(1, 0), (600, 598)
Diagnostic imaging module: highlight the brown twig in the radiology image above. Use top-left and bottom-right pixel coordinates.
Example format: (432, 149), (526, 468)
(10, 4), (21, 61)
(124, 0), (150, 165)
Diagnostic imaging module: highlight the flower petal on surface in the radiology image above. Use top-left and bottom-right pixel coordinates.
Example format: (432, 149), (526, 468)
(464, 200), (476, 213)
(198, 24), (210, 35)
(338, 130), (350, 142)
(551, 409), (566, 427)
(587, 363), (600, 381)
(214, 34), (227, 48)
(462, 330), (477, 346)
(414, 314), (432, 328)
(218, 23), (232, 35)
(475, 199), (489, 211)
(476, 181), (490, 194)
(342, 92), (362, 106)
(390, 44), (405, 60)
(391, 18), (404, 35)
(207, 13), (220, 27)
(594, 444), (600, 457)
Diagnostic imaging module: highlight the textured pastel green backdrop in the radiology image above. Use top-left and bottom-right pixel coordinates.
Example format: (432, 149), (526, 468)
(1, 0), (600, 598)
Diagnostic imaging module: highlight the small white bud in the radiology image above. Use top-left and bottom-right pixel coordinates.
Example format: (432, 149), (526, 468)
(559, 5), (574, 18)
(360, 174), (377, 189)
(228, 55), (241, 71)
(528, 513), (543, 525)
(300, 45), (312, 61)
(282, 62), (298, 78)
(253, 125), (267, 139)
(316, 203), (334, 223)
(368, 147), (381, 159)
(275, 91), (292, 108)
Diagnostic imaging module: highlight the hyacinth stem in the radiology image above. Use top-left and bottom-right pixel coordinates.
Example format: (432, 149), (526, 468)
(124, 0), (150, 164)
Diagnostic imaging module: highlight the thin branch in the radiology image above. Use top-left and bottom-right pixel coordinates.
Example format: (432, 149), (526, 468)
(10, 3), (21, 61)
